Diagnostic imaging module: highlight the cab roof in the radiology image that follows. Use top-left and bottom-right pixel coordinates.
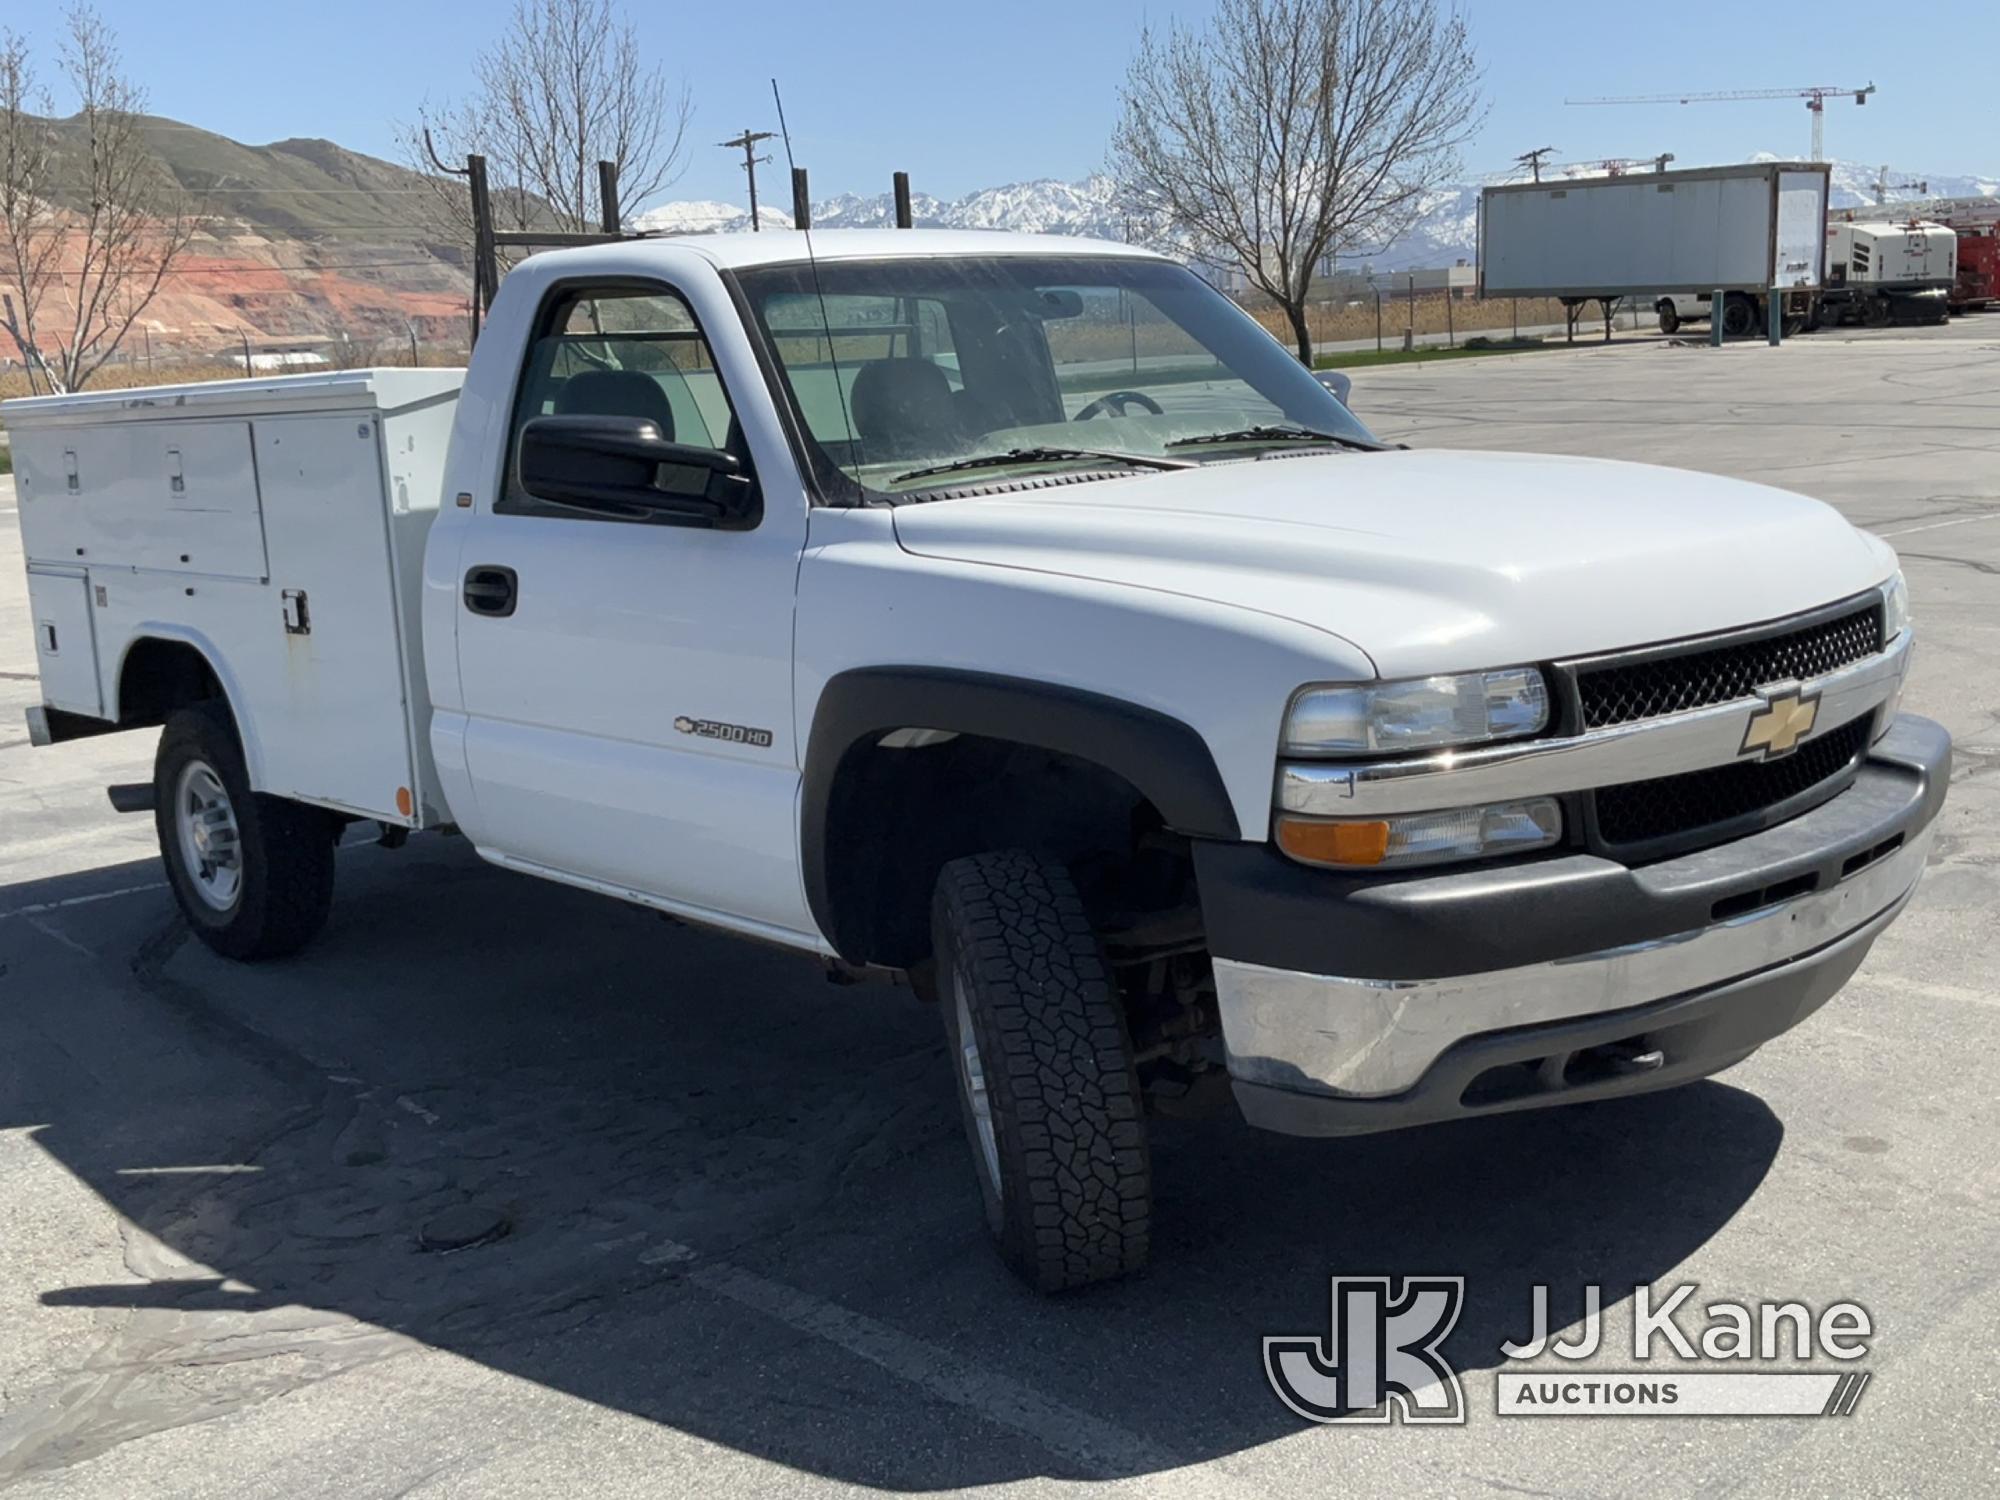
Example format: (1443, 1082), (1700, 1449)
(618, 228), (1165, 270)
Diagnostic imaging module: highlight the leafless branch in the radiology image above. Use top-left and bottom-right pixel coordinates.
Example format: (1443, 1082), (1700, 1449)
(1112, 0), (1483, 364)
(398, 0), (691, 261)
(0, 28), (61, 392)
(0, 7), (204, 393)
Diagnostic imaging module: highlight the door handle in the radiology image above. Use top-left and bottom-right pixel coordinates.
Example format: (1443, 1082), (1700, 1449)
(462, 565), (518, 618)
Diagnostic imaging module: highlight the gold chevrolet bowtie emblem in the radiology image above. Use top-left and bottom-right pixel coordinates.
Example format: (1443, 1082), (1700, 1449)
(1740, 690), (1820, 760)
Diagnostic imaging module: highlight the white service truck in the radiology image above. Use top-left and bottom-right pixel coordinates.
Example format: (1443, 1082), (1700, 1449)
(7, 232), (1947, 1291)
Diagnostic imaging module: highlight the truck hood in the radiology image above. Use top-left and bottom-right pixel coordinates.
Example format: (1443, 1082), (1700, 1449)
(890, 449), (1893, 678)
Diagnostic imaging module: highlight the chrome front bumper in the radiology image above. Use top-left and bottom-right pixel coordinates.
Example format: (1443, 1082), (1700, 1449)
(1204, 713), (1949, 1135)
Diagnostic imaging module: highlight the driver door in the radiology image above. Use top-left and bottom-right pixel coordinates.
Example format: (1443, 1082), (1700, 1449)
(450, 278), (815, 938)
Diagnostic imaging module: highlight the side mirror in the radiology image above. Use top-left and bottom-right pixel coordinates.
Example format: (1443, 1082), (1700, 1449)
(518, 414), (758, 528)
(1313, 369), (1352, 407)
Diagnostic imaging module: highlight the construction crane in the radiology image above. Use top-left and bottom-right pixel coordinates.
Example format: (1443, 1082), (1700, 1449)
(1873, 166), (1928, 204)
(1564, 84), (1876, 162)
(1551, 153), (1677, 177)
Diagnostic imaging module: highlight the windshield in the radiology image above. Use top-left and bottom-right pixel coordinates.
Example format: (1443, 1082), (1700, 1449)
(731, 254), (1380, 498)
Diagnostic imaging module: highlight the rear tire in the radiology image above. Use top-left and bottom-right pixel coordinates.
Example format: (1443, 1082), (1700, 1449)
(1721, 294), (1756, 338)
(932, 849), (1151, 1292)
(154, 703), (337, 960)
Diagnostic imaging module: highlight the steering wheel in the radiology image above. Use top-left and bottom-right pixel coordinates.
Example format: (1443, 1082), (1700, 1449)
(1073, 389), (1165, 421)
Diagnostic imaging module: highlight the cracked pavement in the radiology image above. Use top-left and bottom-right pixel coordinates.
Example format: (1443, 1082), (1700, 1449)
(2, 318), (1998, 1497)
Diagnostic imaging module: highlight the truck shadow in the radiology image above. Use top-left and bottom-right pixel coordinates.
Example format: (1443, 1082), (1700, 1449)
(2, 840), (1783, 1486)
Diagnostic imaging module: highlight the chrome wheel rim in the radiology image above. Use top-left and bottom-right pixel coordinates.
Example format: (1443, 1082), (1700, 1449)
(952, 963), (1002, 1204)
(175, 759), (242, 912)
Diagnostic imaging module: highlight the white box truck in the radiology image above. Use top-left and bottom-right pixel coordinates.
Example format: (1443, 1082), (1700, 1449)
(6, 231), (1945, 1292)
(1481, 162), (1831, 337)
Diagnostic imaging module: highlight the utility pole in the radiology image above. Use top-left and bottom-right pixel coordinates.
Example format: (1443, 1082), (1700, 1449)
(1515, 146), (1557, 183)
(720, 129), (777, 231)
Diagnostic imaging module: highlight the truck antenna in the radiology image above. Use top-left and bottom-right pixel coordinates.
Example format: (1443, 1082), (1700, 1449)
(771, 79), (865, 486)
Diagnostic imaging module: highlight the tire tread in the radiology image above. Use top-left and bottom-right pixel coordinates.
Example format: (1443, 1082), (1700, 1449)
(934, 850), (1151, 1292)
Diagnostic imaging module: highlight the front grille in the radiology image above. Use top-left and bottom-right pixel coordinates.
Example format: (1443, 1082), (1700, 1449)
(1573, 601), (1883, 730)
(1591, 715), (1872, 851)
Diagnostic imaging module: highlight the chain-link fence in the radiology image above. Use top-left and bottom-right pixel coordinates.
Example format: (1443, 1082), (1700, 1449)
(1244, 289), (1660, 356)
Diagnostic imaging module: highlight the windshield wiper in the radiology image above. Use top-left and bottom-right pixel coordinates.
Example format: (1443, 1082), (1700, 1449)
(1167, 424), (1384, 453)
(891, 445), (1194, 486)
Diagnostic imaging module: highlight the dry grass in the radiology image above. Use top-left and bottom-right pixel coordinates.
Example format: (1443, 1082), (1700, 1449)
(0, 349), (470, 406)
(1248, 293), (1572, 348)
(1, 359), (238, 401)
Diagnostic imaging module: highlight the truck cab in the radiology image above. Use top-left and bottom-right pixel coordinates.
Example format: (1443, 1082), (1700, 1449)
(7, 231), (1948, 1293)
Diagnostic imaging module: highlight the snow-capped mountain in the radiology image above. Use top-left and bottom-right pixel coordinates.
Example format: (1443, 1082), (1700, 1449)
(636, 173), (1128, 240)
(634, 157), (1996, 272)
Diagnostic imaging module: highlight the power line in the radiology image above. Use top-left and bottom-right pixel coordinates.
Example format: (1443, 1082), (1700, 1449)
(718, 129), (776, 232)
(1513, 146), (1557, 183)
(193, 187), (435, 195)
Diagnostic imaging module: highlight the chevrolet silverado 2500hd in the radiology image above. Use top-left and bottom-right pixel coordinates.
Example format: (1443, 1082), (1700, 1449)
(6, 232), (1947, 1292)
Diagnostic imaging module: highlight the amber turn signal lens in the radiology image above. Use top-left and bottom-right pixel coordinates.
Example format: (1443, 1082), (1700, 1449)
(1276, 816), (1390, 866)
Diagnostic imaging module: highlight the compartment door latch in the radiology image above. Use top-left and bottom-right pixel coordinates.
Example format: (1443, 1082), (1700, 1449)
(282, 589), (310, 636)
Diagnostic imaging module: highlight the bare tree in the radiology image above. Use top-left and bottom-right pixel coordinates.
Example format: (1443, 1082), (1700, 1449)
(0, 29), (61, 393)
(0, 7), (202, 393)
(1112, 0), (1483, 364)
(404, 0), (691, 254)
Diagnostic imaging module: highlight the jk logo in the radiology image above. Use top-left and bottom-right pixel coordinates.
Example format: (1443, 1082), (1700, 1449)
(1265, 1276), (1467, 1424)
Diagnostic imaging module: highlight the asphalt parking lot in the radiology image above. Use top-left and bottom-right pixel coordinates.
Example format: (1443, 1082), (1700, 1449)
(2, 319), (1997, 1497)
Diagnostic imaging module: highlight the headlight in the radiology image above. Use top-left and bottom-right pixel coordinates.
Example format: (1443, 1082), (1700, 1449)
(1283, 668), (1550, 756)
(1881, 570), (1910, 641)
(1276, 798), (1562, 870)
(1876, 570), (1911, 743)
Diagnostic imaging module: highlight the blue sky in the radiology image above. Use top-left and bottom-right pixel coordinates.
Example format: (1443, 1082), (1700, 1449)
(18, 0), (1999, 207)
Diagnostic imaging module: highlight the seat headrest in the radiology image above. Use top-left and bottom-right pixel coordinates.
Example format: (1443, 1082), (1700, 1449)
(553, 369), (676, 442)
(849, 357), (958, 462)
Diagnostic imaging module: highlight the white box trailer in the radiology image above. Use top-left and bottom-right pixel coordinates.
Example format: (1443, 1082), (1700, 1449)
(8, 368), (463, 826)
(1479, 162), (1832, 299)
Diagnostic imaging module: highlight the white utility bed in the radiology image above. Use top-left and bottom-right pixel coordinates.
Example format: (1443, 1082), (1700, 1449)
(4, 368), (464, 825)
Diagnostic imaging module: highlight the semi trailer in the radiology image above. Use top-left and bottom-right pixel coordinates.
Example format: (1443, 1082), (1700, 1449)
(1481, 161), (1830, 338)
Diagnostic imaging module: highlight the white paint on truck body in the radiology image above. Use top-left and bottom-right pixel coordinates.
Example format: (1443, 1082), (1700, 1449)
(4, 231), (1900, 955)
(4, 369), (461, 825)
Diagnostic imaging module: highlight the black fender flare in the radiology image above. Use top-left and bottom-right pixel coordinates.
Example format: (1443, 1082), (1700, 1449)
(800, 667), (1241, 962)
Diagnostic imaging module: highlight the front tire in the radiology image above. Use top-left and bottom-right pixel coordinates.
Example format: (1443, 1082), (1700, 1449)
(154, 703), (337, 960)
(1656, 301), (1679, 335)
(932, 850), (1151, 1292)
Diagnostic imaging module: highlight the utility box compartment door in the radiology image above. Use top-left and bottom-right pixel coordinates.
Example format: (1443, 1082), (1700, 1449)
(25, 568), (103, 716)
(244, 414), (417, 821)
(16, 419), (266, 579)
